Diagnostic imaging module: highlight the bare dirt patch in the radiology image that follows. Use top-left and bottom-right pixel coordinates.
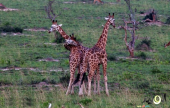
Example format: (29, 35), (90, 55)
(0, 3), (19, 11)
(35, 82), (65, 90)
(0, 67), (69, 73)
(38, 57), (59, 62)
(1, 32), (34, 36)
(44, 43), (57, 45)
(144, 21), (165, 26)
(24, 28), (48, 32)
(0, 8), (19, 11)
(63, 1), (86, 4)
(0, 67), (38, 72)
(117, 56), (153, 61)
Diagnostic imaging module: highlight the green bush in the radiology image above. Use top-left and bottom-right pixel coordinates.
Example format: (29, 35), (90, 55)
(151, 66), (162, 74)
(53, 34), (65, 43)
(137, 52), (147, 59)
(136, 38), (151, 50)
(59, 73), (70, 87)
(0, 26), (23, 33)
(165, 17), (170, 24)
(107, 54), (116, 61)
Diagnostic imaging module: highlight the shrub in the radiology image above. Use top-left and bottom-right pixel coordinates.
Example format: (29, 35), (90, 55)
(136, 38), (151, 50)
(165, 17), (170, 24)
(138, 52), (147, 59)
(107, 54), (116, 61)
(151, 66), (162, 74)
(59, 73), (70, 87)
(0, 26), (23, 33)
(53, 34), (65, 43)
(0, 22), (23, 33)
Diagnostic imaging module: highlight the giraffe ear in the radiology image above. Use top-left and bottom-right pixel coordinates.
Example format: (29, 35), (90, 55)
(58, 24), (62, 27)
(105, 17), (109, 20)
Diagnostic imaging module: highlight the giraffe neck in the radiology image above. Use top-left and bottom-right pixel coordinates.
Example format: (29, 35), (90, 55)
(69, 43), (88, 55)
(58, 27), (69, 39)
(94, 20), (110, 49)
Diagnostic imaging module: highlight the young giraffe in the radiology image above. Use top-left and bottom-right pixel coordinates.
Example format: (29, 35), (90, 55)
(66, 13), (115, 96)
(49, 20), (87, 95)
(48, 21), (99, 95)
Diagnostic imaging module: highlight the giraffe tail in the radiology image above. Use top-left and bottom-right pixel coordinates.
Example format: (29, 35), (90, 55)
(72, 73), (87, 86)
(72, 73), (80, 86)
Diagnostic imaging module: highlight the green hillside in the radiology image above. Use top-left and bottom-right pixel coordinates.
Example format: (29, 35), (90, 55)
(0, 0), (170, 107)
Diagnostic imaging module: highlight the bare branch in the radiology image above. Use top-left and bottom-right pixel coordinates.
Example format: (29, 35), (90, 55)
(77, 103), (84, 108)
(45, 0), (57, 21)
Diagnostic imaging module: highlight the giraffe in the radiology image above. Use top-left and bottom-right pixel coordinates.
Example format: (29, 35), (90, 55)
(49, 20), (87, 95)
(66, 13), (115, 96)
(64, 34), (101, 95)
(93, 0), (103, 4)
(48, 21), (100, 95)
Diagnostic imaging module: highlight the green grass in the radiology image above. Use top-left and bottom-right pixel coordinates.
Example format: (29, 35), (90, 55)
(0, 0), (170, 107)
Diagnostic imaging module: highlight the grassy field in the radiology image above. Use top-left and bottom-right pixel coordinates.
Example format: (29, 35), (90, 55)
(0, 0), (170, 107)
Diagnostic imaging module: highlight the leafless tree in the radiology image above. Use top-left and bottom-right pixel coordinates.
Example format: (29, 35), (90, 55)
(45, 0), (57, 21)
(45, 0), (59, 41)
(120, 0), (137, 58)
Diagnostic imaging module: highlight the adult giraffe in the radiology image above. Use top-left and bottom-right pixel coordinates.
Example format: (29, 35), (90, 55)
(48, 20), (86, 95)
(48, 21), (100, 95)
(64, 34), (101, 95)
(66, 13), (116, 96)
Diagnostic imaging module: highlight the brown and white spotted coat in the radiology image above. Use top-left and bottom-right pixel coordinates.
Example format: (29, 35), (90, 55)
(49, 21), (99, 95)
(65, 13), (115, 96)
(64, 34), (101, 95)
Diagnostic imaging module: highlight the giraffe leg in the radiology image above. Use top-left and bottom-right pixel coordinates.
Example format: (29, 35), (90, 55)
(71, 66), (81, 94)
(71, 85), (74, 94)
(66, 64), (76, 95)
(96, 65), (100, 95)
(78, 73), (84, 96)
(78, 56), (88, 96)
(93, 72), (97, 94)
(87, 67), (95, 96)
(83, 81), (87, 95)
(102, 59), (109, 96)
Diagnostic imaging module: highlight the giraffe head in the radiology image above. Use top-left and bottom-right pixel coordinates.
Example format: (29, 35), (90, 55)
(65, 33), (79, 46)
(48, 20), (62, 33)
(105, 13), (115, 28)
